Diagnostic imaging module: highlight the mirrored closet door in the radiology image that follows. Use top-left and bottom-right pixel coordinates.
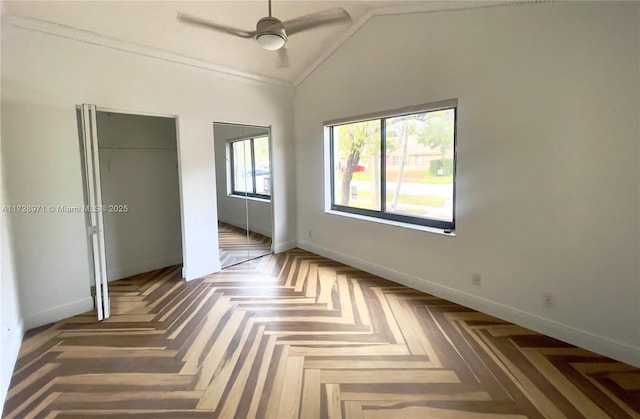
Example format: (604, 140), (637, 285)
(213, 122), (273, 268)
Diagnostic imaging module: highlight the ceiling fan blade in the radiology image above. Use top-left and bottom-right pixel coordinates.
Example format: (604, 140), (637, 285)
(277, 47), (290, 68)
(177, 13), (256, 39)
(282, 8), (352, 36)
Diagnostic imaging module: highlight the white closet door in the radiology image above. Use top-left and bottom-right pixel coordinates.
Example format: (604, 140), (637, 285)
(80, 104), (110, 320)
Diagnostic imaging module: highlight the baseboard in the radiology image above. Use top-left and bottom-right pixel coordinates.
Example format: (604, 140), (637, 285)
(249, 225), (273, 239)
(273, 240), (297, 254)
(298, 240), (640, 368)
(218, 217), (272, 239)
(0, 317), (23, 417)
(183, 261), (221, 281)
(23, 297), (94, 330)
(107, 257), (183, 282)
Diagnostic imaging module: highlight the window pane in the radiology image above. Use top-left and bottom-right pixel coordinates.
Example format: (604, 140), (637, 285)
(253, 136), (271, 196)
(232, 140), (251, 193)
(385, 109), (455, 222)
(332, 120), (381, 210)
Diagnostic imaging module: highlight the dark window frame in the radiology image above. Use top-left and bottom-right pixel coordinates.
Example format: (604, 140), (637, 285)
(228, 136), (271, 200)
(327, 100), (457, 231)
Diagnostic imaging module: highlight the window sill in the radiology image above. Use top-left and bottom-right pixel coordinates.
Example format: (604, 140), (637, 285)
(325, 209), (455, 236)
(228, 194), (271, 204)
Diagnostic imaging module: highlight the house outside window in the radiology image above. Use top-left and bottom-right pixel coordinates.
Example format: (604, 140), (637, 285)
(326, 99), (457, 231)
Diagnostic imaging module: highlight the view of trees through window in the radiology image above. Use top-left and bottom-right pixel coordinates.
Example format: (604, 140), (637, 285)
(331, 107), (455, 229)
(230, 136), (271, 198)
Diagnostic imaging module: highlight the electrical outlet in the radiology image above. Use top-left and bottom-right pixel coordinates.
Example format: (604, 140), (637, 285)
(543, 292), (556, 308)
(308, 229), (312, 238)
(472, 273), (481, 287)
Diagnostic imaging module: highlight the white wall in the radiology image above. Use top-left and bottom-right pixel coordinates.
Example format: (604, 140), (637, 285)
(295, 2), (640, 366)
(97, 112), (182, 281)
(213, 123), (273, 238)
(0, 111), (24, 418)
(1, 16), (296, 331)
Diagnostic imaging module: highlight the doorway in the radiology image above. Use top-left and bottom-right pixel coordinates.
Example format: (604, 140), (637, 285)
(213, 122), (273, 268)
(78, 105), (183, 320)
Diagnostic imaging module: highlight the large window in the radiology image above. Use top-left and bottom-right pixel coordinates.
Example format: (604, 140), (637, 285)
(327, 100), (456, 231)
(229, 136), (271, 199)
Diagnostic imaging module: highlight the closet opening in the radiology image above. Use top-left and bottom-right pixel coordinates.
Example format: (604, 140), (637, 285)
(78, 105), (183, 320)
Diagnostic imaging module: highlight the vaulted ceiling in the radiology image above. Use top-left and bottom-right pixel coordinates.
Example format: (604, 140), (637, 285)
(3, 1), (506, 84)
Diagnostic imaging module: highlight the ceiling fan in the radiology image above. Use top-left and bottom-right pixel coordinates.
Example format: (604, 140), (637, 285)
(177, 0), (352, 67)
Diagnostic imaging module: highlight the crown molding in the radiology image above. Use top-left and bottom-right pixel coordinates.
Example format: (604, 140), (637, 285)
(3, 14), (294, 89)
(293, 0), (547, 87)
(3, 1), (547, 90)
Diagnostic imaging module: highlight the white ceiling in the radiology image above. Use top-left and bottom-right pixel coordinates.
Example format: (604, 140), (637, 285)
(3, 1), (506, 84)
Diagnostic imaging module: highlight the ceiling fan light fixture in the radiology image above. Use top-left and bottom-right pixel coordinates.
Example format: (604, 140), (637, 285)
(178, 2), (353, 63)
(256, 33), (286, 50)
(255, 16), (286, 50)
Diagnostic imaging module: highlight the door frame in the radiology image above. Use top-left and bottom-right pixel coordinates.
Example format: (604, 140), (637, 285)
(78, 104), (186, 320)
(212, 119), (276, 256)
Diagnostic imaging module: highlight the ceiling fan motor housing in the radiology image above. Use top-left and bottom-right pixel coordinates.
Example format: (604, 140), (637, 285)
(255, 16), (287, 50)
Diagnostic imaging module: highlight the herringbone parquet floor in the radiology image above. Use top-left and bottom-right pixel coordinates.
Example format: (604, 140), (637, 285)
(218, 221), (272, 268)
(3, 249), (639, 418)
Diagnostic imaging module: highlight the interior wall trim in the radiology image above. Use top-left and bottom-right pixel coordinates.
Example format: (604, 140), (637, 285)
(293, 0), (548, 86)
(273, 240), (297, 254)
(298, 240), (640, 369)
(3, 15), (292, 89)
(0, 317), (23, 417)
(22, 297), (94, 330)
(4, 3), (545, 90)
(218, 216), (273, 239)
(184, 261), (221, 282)
(107, 257), (184, 283)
